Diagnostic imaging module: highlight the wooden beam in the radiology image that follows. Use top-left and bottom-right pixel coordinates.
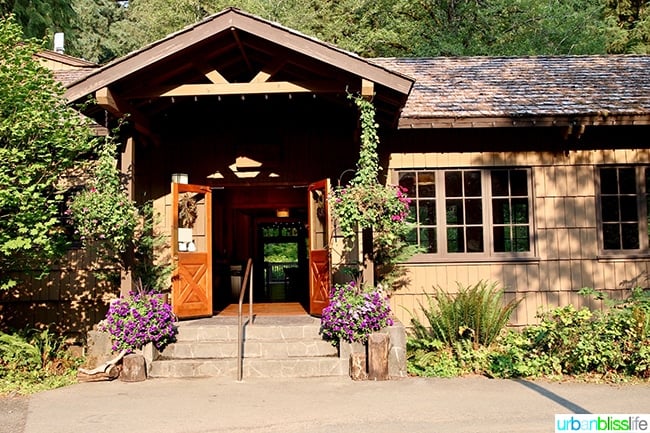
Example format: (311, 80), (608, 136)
(251, 58), (286, 83)
(95, 87), (158, 143)
(133, 81), (345, 98)
(361, 79), (374, 100)
(204, 69), (229, 84)
(231, 28), (253, 73)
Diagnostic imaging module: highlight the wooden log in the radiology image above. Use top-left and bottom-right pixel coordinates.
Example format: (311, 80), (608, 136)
(77, 364), (121, 382)
(367, 332), (389, 381)
(120, 354), (146, 382)
(350, 352), (367, 381)
(78, 349), (127, 376)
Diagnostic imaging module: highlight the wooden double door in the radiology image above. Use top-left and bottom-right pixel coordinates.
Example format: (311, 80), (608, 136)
(172, 179), (332, 319)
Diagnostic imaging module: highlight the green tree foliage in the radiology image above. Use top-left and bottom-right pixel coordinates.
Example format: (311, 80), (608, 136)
(0, 16), (96, 289)
(604, 0), (650, 53)
(398, 0), (609, 56)
(66, 0), (131, 63)
(13, 0), (647, 63)
(61, 0), (650, 62)
(0, 0), (74, 42)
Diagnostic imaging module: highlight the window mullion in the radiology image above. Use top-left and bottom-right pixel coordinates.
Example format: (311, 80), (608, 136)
(436, 171), (448, 255)
(636, 167), (648, 250)
(483, 170), (493, 258)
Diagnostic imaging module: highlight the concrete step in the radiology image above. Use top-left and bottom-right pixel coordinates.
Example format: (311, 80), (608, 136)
(148, 357), (348, 378)
(160, 338), (337, 359)
(149, 315), (347, 378)
(174, 323), (323, 342)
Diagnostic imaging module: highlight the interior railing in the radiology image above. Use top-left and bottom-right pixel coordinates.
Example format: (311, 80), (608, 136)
(237, 258), (253, 381)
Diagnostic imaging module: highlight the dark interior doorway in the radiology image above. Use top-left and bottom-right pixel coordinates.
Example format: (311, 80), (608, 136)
(255, 219), (308, 304)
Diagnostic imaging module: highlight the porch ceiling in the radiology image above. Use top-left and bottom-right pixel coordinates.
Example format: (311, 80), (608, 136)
(65, 8), (414, 140)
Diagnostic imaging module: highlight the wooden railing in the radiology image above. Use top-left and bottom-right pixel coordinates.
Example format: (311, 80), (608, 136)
(237, 258), (253, 382)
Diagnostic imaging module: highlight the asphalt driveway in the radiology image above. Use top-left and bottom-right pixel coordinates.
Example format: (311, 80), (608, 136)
(3, 376), (650, 433)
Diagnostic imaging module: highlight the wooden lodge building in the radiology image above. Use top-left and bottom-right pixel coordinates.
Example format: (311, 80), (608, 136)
(2, 8), (650, 334)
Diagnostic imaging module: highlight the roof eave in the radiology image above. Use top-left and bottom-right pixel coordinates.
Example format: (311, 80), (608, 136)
(398, 113), (650, 129)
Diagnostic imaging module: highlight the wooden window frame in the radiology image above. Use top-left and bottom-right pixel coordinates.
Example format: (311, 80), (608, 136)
(596, 165), (650, 257)
(397, 167), (535, 262)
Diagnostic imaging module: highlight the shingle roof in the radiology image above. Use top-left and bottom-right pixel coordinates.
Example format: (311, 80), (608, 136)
(372, 56), (650, 127)
(53, 69), (95, 86)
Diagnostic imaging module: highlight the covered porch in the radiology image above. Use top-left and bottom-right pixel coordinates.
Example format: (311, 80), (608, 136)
(64, 8), (413, 320)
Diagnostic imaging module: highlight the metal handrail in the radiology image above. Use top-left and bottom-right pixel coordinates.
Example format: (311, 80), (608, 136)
(237, 258), (253, 381)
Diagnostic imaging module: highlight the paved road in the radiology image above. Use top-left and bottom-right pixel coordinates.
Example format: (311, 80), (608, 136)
(4, 376), (650, 433)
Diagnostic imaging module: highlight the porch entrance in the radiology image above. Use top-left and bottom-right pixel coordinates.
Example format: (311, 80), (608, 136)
(256, 220), (308, 304)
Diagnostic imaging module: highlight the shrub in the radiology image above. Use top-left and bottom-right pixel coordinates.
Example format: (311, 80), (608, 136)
(407, 338), (461, 377)
(488, 288), (650, 380)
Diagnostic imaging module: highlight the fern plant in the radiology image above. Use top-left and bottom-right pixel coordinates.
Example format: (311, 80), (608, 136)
(411, 281), (521, 349)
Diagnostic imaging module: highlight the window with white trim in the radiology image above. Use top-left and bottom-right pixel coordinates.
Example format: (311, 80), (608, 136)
(598, 166), (650, 253)
(398, 168), (533, 259)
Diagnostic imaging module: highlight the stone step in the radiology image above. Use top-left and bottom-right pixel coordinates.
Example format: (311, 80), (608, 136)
(148, 357), (348, 378)
(175, 323), (323, 342)
(161, 339), (338, 359)
(149, 316), (348, 378)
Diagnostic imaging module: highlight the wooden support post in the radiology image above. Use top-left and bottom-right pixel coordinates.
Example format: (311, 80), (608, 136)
(119, 137), (135, 297)
(367, 332), (389, 381)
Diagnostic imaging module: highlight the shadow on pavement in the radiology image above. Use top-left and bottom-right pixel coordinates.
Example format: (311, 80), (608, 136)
(516, 380), (591, 414)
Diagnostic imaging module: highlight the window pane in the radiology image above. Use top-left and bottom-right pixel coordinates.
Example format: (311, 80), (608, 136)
(600, 168), (618, 194)
(447, 227), (464, 252)
(619, 168), (636, 194)
(464, 171), (482, 197)
(465, 199), (483, 224)
(493, 226), (507, 252)
(405, 227), (417, 245)
(445, 171), (462, 197)
(420, 227), (437, 253)
(491, 170), (509, 196)
(513, 226), (530, 252)
(512, 199), (529, 223)
(446, 199), (463, 224)
(622, 223), (640, 249)
(418, 172), (436, 197)
(419, 200), (436, 225)
(398, 172), (416, 197)
(466, 227), (484, 252)
(601, 196), (620, 222)
(407, 203), (417, 223)
(603, 223), (620, 249)
(492, 198), (509, 224)
(510, 170), (528, 196)
(620, 196), (638, 221)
